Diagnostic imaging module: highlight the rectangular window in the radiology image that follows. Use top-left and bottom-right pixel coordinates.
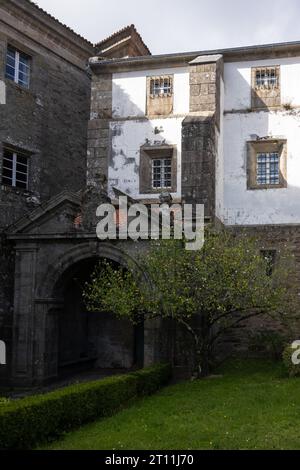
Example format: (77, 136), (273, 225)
(256, 152), (280, 186)
(140, 145), (177, 194)
(147, 75), (174, 116)
(251, 66), (280, 108)
(247, 140), (287, 190)
(255, 68), (278, 89)
(2, 149), (29, 189)
(152, 158), (172, 189)
(5, 46), (30, 88)
(150, 77), (172, 97)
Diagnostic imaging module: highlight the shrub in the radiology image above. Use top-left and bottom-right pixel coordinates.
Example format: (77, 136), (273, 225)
(282, 345), (300, 377)
(0, 398), (10, 407)
(248, 330), (287, 361)
(0, 363), (171, 450)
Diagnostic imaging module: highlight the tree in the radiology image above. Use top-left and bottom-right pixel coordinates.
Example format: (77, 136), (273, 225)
(83, 228), (298, 378)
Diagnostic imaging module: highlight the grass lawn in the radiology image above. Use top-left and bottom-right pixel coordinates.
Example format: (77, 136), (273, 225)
(42, 360), (300, 450)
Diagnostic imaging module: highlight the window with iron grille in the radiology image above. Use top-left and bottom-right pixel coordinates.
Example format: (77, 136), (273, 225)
(255, 67), (279, 89)
(152, 158), (172, 189)
(256, 152), (280, 185)
(2, 149), (29, 189)
(150, 76), (172, 97)
(5, 45), (30, 88)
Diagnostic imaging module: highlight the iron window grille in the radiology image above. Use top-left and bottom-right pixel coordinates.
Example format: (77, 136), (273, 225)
(2, 149), (29, 189)
(150, 76), (173, 98)
(5, 46), (30, 88)
(256, 152), (280, 186)
(255, 68), (278, 89)
(152, 158), (172, 189)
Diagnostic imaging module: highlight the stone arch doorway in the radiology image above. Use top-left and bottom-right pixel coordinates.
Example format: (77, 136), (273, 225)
(51, 256), (144, 379)
(11, 240), (149, 387)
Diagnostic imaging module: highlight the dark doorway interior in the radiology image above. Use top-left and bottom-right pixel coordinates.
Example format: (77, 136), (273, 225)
(52, 257), (144, 378)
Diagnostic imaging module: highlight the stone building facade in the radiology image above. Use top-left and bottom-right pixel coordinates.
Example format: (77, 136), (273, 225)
(2, 0), (300, 388)
(0, 1), (152, 387)
(87, 42), (300, 373)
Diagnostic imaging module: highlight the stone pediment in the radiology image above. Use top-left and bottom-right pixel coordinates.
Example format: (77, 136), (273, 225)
(6, 191), (82, 237)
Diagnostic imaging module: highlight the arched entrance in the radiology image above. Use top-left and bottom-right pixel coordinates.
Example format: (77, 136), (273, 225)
(10, 239), (158, 387)
(49, 255), (144, 380)
(52, 256), (144, 379)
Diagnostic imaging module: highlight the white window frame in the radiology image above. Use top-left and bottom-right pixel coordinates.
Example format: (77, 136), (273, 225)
(152, 158), (172, 190)
(6, 46), (30, 88)
(2, 150), (29, 189)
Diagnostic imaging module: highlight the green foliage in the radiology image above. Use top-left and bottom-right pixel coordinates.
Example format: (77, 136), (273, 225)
(0, 363), (171, 450)
(248, 331), (287, 361)
(282, 345), (300, 378)
(84, 228), (298, 376)
(0, 398), (10, 407)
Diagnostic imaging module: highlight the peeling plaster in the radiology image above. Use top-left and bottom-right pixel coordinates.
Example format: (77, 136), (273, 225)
(108, 117), (183, 200)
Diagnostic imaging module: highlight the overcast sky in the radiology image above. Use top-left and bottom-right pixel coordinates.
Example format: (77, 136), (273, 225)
(35, 0), (300, 55)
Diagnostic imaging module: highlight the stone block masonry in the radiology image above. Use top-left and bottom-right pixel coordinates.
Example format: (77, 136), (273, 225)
(0, 0), (93, 386)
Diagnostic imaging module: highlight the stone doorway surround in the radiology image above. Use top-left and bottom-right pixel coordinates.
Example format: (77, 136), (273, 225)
(5, 191), (165, 387)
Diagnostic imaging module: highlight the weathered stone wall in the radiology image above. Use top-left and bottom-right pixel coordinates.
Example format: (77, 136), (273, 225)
(0, 4), (92, 386)
(181, 116), (216, 216)
(180, 56), (223, 215)
(0, 37), (91, 228)
(83, 72), (113, 230)
(0, 236), (14, 384)
(218, 224), (300, 360)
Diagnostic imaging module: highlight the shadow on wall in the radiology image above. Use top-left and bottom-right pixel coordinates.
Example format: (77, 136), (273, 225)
(223, 67), (300, 227)
(107, 81), (182, 201)
(44, 256), (144, 381)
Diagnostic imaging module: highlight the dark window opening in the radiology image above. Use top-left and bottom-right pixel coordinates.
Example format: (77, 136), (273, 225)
(261, 250), (277, 276)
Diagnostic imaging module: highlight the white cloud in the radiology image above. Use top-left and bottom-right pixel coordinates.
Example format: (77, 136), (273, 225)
(35, 0), (300, 54)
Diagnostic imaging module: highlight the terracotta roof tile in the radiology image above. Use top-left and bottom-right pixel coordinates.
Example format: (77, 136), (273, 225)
(96, 24), (151, 55)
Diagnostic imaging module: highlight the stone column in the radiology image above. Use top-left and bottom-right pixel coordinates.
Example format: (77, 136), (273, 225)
(12, 243), (38, 386)
(34, 300), (62, 384)
(181, 55), (223, 218)
(82, 71), (113, 231)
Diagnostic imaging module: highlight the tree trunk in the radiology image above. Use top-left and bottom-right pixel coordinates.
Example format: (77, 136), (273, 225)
(178, 318), (212, 379)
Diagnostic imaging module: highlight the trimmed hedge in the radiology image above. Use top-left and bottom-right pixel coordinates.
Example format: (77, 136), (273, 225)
(0, 363), (171, 449)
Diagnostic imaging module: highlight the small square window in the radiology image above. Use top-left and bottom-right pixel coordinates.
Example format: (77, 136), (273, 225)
(256, 152), (280, 186)
(247, 140), (287, 190)
(150, 77), (172, 97)
(152, 158), (172, 189)
(255, 68), (278, 89)
(140, 146), (177, 194)
(251, 66), (280, 109)
(5, 45), (30, 88)
(147, 75), (174, 116)
(2, 148), (29, 189)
